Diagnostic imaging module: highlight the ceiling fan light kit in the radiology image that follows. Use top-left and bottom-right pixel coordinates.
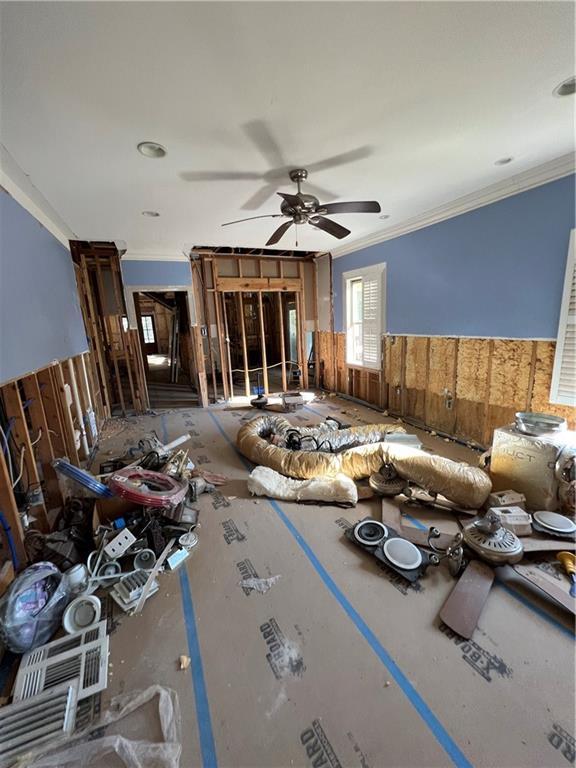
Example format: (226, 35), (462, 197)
(222, 167), (381, 247)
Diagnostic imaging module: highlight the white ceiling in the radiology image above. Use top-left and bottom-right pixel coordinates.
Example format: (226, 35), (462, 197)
(1, 1), (574, 257)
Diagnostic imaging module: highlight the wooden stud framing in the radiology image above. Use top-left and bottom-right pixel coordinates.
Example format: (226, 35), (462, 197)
(215, 276), (302, 293)
(277, 293), (288, 392)
(298, 262), (309, 389)
(0, 447), (26, 565)
(312, 259), (319, 388)
(21, 373), (63, 512)
(197, 259), (218, 402)
(257, 291), (269, 395)
(209, 260), (230, 400)
(52, 365), (80, 466)
(1, 382), (49, 532)
(237, 293), (251, 397)
(221, 292), (235, 398)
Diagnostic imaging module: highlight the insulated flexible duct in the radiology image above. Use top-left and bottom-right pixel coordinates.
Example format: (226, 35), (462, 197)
(237, 416), (491, 508)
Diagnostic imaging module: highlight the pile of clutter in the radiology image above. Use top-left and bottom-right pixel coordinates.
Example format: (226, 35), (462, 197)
(0, 430), (224, 767)
(242, 410), (575, 637)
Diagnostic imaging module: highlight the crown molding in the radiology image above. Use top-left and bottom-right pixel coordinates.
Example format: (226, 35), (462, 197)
(331, 153), (575, 259)
(0, 144), (76, 248)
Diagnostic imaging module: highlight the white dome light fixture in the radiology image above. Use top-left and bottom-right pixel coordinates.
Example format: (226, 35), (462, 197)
(137, 141), (167, 158)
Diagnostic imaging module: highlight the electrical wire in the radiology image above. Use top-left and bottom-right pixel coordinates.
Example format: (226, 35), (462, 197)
(0, 423), (14, 483)
(30, 427), (43, 446)
(12, 445), (26, 489)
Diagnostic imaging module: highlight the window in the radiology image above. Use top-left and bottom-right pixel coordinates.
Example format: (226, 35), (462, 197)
(343, 264), (385, 369)
(121, 316), (129, 332)
(141, 315), (156, 344)
(550, 230), (576, 405)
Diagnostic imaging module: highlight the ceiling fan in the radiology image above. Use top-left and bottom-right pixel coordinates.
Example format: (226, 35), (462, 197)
(221, 168), (381, 246)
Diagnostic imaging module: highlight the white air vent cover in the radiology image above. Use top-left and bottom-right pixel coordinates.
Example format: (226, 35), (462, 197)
(13, 621), (109, 702)
(0, 681), (78, 766)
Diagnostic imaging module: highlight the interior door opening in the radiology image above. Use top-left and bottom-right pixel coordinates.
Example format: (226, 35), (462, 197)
(133, 291), (197, 408)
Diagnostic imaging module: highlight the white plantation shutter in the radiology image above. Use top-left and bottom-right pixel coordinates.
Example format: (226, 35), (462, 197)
(361, 270), (381, 368)
(551, 230), (576, 406)
(343, 265), (385, 370)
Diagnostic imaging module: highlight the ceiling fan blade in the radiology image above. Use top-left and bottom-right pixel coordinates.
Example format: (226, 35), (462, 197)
(321, 201), (381, 215)
(243, 120), (286, 168)
(306, 146), (373, 175)
(277, 191), (303, 208)
(309, 216), (351, 240)
(181, 171), (262, 182)
(266, 220), (293, 246)
(241, 183), (279, 211)
(222, 214), (285, 227)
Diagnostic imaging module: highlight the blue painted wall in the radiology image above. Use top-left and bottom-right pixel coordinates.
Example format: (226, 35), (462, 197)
(0, 191), (87, 384)
(333, 174), (575, 338)
(121, 259), (192, 287)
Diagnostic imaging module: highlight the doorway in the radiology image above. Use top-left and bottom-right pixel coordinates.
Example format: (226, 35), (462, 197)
(133, 291), (198, 408)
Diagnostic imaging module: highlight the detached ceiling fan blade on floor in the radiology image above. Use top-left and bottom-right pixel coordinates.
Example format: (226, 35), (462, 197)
(321, 201), (381, 214)
(309, 216), (351, 239)
(266, 220), (293, 246)
(222, 214), (285, 227)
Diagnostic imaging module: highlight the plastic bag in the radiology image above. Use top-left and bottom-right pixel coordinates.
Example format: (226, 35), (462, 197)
(0, 561), (72, 653)
(28, 685), (181, 768)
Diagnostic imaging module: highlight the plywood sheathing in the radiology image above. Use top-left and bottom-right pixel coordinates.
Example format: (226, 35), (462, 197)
(425, 338), (458, 434)
(531, 341), (576, 425)
(404, 337), (428, 422)
(455, 339), (491, 444)
(320, 331), (575, 446)
(483, 340), (535, 444)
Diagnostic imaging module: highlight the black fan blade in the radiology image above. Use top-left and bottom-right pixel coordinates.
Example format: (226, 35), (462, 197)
(309, 216), (351, 240)
(277, 191), (303, 208)
(266, 220), (293, 246)
(321, 201), (381, 215)
(181, 171), (262, 182)
(222, 214), (284, 227)
(306, 146), (373, 174)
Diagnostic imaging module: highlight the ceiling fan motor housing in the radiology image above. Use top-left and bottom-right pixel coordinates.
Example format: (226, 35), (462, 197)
(462, 512), (524, 564)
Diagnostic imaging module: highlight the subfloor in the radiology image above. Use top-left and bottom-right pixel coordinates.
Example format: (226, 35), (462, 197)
(94, 394), (575, 768)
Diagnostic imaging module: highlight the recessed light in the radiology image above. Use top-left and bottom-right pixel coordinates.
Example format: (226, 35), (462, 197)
(553, 76), (576, 97)
(137, 141), (167, 158)
(379, 214), (391, 220)
(141, 210), (160, 217)
(495, 157), (513, 166)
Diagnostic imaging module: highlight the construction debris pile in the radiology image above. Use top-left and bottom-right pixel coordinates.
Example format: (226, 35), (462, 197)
(241, 410), (576, 638)
(0, 430), (223, 767)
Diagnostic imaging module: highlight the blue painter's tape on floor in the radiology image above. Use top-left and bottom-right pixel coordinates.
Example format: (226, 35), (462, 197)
(179, 567), (218, 768)
(208, 410), (472, 768)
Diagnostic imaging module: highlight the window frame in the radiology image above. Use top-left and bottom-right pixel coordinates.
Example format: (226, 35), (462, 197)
(550, 229), (576, 406)
(342, 264), (386, 371)
(141, 314), (156, 345)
